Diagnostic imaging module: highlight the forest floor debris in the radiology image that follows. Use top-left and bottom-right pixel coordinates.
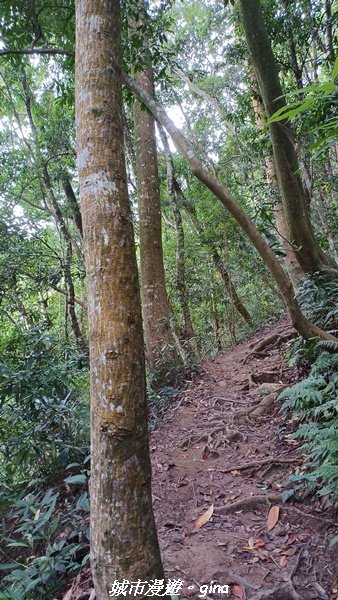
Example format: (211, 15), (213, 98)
(150, 316), (338, 600)
(57, 316), (338, 600)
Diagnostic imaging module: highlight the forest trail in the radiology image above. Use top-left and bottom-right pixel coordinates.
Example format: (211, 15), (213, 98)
(150, 317), (338, 600)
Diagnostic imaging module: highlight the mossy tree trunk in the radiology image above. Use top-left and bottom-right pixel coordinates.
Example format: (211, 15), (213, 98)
(75, 1), (168, 598)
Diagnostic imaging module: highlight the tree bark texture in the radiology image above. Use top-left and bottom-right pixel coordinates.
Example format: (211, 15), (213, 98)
(238, 0), (334, 275)
(134, 67), (179, 383)
(122, 70), (338, 343)
(75, 1), (167, 598)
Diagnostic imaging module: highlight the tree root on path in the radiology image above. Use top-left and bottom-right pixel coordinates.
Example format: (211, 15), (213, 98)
(250, 547), (305, 600)
(233, 386), (288, 419)
(243, 331), (295, 364)
(215, 493), (282, 514)
(220, 456), (299, 474)
(250, 370), (282, 384)
(250, 583), (302, 600)
(249, 387), (288, 417)
(180, 426), (243, 449)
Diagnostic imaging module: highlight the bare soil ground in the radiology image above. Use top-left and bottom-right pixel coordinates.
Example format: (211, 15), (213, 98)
(150, 316), (338, 600)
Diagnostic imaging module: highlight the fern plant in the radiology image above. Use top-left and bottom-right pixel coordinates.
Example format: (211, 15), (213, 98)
(280, 351), (338, 499)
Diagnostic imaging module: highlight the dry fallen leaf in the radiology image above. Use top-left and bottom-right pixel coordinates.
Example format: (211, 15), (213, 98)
(243, 539), (265, 552)
(280, 555), (288, 568)
(267, 505), (280, 531)
(193, 503), (214, 531)
(232, 584), (246, 599)
(286, 534), (298, 545)
(283, 547), (297, 556)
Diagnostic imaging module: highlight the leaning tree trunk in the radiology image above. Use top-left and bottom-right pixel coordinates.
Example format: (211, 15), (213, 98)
(238, 0), (335, 275)
(122, 71), (338, 343)
(134, 66), (179, 384)
(75, 1), (168, 598)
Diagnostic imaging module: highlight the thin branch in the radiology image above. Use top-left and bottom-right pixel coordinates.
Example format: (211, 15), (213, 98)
(52, 287), (87, 310)
(0, 48), (74, 57)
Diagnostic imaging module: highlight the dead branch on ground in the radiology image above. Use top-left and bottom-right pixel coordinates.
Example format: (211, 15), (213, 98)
(215, 493), (282, 514)
(220, 456), (300, 474)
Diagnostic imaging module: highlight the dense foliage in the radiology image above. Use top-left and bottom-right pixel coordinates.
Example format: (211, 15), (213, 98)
(0, 0), (337, 596)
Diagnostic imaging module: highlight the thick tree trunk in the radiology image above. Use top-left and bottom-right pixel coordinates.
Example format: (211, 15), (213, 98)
(122, 71), (337, 343)
(75, 1), (168, 598)
(134, 67), (179, 383)
(251, 84), (304, 285)
(238, 0), (334, 275)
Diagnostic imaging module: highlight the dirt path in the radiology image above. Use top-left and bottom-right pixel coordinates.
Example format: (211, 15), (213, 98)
(151, 317), (338, 600)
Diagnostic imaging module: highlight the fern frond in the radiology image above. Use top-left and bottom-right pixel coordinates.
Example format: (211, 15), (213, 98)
(316, 340), (338, 353)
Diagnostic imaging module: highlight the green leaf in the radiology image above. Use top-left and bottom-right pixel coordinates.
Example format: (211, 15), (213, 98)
(332, 57), (338, 81)
(48, 516), (60, 537)
(0, 563), (19, 571)
(64, 474), (87, 485)
(7, 541), (30, 548)
(270, 100), (314, 123)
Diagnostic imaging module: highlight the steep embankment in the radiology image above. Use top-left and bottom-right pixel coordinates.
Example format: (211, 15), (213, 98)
(151, 317), (338, 600)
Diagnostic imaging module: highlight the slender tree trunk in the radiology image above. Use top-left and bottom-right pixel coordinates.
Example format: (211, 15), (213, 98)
(64, 238), (86, 352)
(20, 72), (84, 263)
(315, 192), (338, 264)
(75, 1), (168, 598)
(238, 0), (335, 275)
(134, 67), (179, 383)
(158, 124), (197, 354)
(282, 0), (304, 89)
(324, 0), (335, 65)
(122, 71), (337, 343)
(208, 263), (223, 351)
(62, 177), (83, 239)
(210, 249), (252, 325)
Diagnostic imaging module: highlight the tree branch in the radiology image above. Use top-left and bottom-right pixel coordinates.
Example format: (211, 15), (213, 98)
(122, 70), (337, 343)
(0, 48), (74, 57)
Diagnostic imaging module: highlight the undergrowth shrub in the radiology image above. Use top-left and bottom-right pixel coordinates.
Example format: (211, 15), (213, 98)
(0, 478), (90, 599)
(0, 327), (90, 598)
(0, 327), (89, 489)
